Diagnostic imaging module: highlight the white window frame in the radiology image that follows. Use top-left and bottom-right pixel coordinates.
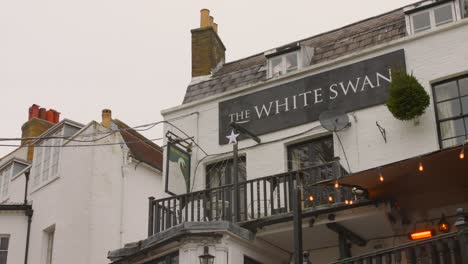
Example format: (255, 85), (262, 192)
(409, 2), (456, 34)
(267, 51), (302, 79)
(31, 131), (63, 191)
(43, 226), (55, 264)
(0, 165), (12, 202)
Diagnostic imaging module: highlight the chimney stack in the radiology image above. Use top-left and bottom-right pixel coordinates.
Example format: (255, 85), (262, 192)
(22, 104), (60, 161)
(101, 109), (112, 128)
(191, 9), (226, 77)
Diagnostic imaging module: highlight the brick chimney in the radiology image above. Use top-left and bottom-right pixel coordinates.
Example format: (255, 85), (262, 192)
(22, 104), (61, 161)
(101, 109), (112, 128)
(191, 9), (226, 77)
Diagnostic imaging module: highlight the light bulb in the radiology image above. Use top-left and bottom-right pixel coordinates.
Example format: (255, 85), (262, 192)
(308, 195), (314, 202)
(349, 200), (354, 205)
(379, 173), (384, 182)
(328, 195), (334, 203)
(418, 162), (424, 172)
(334, 181), (339, 189)
(345, 200), (350, 205)
(460, 149), (465, 160)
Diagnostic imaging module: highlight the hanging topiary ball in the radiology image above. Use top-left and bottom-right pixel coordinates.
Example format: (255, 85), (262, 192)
(386, 69), (430, 121)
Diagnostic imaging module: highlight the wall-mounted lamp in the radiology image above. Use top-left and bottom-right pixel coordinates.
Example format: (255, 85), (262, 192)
(438, 214), (450, 233)
(199, 246), (215, 264)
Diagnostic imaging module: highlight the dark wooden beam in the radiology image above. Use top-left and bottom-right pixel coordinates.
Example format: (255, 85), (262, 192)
(327, 222), (367, 247)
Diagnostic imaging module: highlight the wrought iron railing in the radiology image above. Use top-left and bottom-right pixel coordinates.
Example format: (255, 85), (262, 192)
(148, 161), (354, 236)
(330, 231), (467, 264)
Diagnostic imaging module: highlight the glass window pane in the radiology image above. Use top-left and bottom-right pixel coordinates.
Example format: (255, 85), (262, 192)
(440, 118), (466, 139)
(461, 96), (468, 115)
(434, 81), (459, 101)
(0, 251), (7, 264)
(460, 77), (468, 96)
(0, 237), (9, 250)
(289, 145), (310, 171)
(434, 4), (454, 26)
(442, 136), (466, 148)
(437, 99), (461, 119)
(284, 53), (298, 73)
(412, 11), (431, 33)
(270, 57), (282, 77)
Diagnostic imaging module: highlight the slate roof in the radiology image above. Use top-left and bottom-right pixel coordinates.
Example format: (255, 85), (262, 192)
(183, 8), (406, 104)
(113, 119), (163, 171)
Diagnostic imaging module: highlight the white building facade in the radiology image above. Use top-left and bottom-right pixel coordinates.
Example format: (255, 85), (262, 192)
(0, 108), (165, 264)
(112, 1), (468, 263)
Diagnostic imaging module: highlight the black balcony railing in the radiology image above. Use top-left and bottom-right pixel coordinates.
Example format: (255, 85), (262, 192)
(148, 161), (356, 236)
(330, 230), (468, 264)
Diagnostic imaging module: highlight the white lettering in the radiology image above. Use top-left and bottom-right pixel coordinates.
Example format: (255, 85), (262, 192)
(255, 102), (274, 119)
(361, 75), (375, 90)
(376, 69), (392, 86)
(329, 84), (339, 99)
(298, 91), (312, 107)
(339, 78), (361, 95)
(292, 95), (297, 110)
(275, 97), (289, 114)
(314, 88), (323, 103)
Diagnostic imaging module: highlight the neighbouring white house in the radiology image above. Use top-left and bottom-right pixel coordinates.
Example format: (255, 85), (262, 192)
(0, 105), (165, 264)
(108, 0), (468, 264)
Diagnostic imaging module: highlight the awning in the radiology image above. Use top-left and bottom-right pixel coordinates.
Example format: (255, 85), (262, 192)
(340, 145), (468, 210)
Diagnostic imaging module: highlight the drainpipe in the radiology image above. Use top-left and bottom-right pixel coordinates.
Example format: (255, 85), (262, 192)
(23, 171), (33, 264)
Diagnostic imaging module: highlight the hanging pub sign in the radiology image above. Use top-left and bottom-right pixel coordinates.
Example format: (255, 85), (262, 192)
(165, 142), (191, 195)
(219, 49), (406, 144)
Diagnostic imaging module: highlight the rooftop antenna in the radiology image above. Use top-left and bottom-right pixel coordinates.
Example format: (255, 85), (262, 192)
(319, 110), (352, 173)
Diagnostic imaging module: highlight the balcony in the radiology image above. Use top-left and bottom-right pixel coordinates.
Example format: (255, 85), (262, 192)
(148, 161), (359, 236)
(331, 229), (468, 264)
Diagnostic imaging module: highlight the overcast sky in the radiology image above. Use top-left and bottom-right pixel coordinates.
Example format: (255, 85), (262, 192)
(0, 0), (416, 157)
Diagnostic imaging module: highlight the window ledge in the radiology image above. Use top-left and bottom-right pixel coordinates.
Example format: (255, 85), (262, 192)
(30, 176), (60, 194)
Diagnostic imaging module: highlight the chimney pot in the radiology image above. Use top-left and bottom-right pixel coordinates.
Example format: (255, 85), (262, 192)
(39, 108), (47, 120)
(213, 22), (218, 33)
(102, 109), (112, 128)
(209, 16), (214, 27)
(200, 9), (210, 28)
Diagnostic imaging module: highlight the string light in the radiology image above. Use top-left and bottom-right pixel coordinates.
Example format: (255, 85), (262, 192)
(308, 195), (314, 202)
(345, 200), (350, 205)
(328, 195), (334, 203)
(418, 157), (424, 172)
(460, 144), (465, 160)
(334, 180), (340, 189)
(349, 200), (354, 205)
(378, 167), (384, 182)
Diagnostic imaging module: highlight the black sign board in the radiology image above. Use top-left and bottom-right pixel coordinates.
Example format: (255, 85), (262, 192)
(219, 49), (406, 144)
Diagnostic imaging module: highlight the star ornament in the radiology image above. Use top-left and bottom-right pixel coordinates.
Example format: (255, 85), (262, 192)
(226, 130), (240, 144)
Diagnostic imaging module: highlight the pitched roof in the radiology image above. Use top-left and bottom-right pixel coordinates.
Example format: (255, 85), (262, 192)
(183, 8), (406, 104)
(112, 119), (163, 171)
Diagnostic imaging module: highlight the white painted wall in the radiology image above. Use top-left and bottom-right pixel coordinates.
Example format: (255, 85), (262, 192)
(1, 121), (164, 264)
(0, 212), (28, 264)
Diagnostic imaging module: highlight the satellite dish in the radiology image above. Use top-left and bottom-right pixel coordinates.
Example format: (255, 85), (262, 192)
(319, 110), (350, 132)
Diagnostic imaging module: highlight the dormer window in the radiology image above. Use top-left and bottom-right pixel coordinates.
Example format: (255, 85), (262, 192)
(407, 1), (457, 35)
(269, 51), (300, 78)
(265, 43), (304, 78)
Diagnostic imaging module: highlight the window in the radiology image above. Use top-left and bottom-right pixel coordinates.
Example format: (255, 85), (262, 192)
(410, 3), (455, 34)
(433, 75), (468, 148)
(268, 51), (301, 78)
(206, 157), (247, 219)
(0, 236), (9, 264)
(287, 136), (334, 171)
(0, 165), (12, 201)
(145, 251), (179, 264)
(32, 134), (62, 189)
(44, 226), (55, 264)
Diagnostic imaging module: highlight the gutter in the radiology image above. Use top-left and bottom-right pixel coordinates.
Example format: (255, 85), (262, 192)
(24, 170), (32, 264)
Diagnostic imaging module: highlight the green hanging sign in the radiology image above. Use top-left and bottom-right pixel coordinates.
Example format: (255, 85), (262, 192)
(165, 143), (191, 195)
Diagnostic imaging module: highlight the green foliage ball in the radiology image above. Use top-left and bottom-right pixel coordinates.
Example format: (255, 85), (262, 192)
(386, 69), (430, 121)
